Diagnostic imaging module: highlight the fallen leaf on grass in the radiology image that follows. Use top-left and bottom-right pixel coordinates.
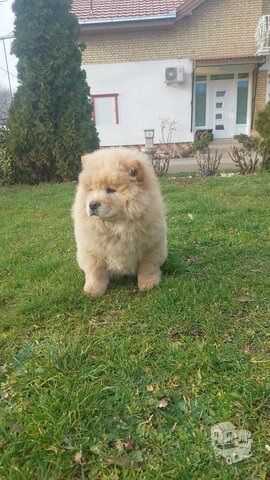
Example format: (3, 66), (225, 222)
(235, 295), (255, 303)
(123, 439), (136, 452)
(188, 213), (194, 221)
(157, 398), (169, 408)
(146, 385), (154, 392)
(187, 255), (201, 265)
(104, 456), (143, 468)
(75, 449), (83, 464)
(114, 440), (125, 453)
(115, 439), (136, 453)
(265, 444), (270, 452)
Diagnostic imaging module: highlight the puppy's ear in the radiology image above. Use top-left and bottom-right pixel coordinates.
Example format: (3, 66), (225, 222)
(124, 159), (144, 182)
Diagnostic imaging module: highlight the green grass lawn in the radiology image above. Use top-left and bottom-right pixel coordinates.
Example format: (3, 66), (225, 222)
(0, 174), (270, 479)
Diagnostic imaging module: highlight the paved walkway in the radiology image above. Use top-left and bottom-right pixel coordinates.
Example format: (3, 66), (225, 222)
(167, 139), (242, 173)
(168, 154), (236, 173)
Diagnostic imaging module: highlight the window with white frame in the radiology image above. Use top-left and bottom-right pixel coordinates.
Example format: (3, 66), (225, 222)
(92, 94), (119, 125)
(195, 76), (207, 127)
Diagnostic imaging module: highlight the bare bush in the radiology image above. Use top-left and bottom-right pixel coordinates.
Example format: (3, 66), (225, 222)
(152, 151), (171, 176)
(0, 86), (12, 124)
(195, 148), (222, 176)
(228, 146), (260, 174)
(152, 118), (177, 176)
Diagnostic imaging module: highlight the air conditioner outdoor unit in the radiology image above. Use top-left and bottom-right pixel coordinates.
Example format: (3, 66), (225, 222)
(165, 66), (185, 84)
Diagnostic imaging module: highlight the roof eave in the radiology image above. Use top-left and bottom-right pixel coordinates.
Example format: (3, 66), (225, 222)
(74, 0), (208, 31)
(176, 0), (207, 19)
(78, 11), (177, 26)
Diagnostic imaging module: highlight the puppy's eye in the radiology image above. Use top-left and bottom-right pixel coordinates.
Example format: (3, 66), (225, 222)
(106, 187), (116, 194)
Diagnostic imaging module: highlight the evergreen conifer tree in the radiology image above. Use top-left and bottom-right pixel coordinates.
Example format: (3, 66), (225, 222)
(8, 0), (99, 183)
(255, 102), (270, 172)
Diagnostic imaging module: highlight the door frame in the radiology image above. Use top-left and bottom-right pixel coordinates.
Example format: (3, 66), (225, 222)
(193, 67), (253, 139)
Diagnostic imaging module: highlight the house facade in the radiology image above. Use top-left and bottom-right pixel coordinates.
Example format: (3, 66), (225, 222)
(71, 0), (270, 147)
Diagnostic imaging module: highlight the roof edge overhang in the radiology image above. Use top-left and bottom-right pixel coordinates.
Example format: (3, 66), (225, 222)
(79, 11), (177, 25)
(79, 19), (176, 33)
(176, 0), (207, 19)
(194, 56), (266, 68)
(76, 0), (208, 31)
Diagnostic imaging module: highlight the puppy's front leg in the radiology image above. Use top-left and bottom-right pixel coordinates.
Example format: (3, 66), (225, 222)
(77, 250), (109, 297)
(137, 240), (167, 291)
(137, 260), (161, 291)
(84, 266), (109, 297)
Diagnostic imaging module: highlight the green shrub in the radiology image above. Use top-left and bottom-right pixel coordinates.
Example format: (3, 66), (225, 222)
(255, 102), (270, 171)
(8, 0), (99, 184)
(234, 133), (248, 143)
(192, 131), (213, 153)
(234, 134), (259, 152)
(0, 127), (15, 185)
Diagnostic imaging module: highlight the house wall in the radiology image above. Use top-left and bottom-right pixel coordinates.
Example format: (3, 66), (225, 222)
(254, 70), (268, 122)
(254, 0), (270, 115)
(264, 58), (270, 102)
(81, 0), (264, 65)
(262, 0), (270, 14)
(85, 59), (194, 147)
(79, 0), (270, 144)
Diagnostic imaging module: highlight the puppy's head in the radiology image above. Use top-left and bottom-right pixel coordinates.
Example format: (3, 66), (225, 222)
(78, 148), (150, 221)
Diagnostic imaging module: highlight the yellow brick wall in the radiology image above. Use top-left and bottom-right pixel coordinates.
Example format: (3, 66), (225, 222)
(254, 70), (267, 125)
(262, 0), (270, 14)
(81, 0), (263, 65)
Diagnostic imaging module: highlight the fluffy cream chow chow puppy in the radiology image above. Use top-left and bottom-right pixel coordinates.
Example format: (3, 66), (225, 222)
(72, 147), (167, 297)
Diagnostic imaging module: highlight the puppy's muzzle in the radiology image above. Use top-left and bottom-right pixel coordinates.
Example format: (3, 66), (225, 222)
(89, 201), (101, 216)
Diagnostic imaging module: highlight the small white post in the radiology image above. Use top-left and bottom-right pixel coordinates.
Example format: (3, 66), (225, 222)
(142, 129), (156, 164)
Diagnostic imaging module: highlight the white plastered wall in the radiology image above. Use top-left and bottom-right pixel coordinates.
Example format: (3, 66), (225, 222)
(84, 59), (194, 147)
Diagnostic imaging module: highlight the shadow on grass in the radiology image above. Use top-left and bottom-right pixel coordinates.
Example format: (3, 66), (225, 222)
(162, 248), (187, 277)
(108, 275), (137, 292)
(107, 248), (187, 291)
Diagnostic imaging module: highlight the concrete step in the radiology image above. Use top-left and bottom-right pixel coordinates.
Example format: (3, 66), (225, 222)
(209, 139), (241, 145)
(208, 139), (241, 153)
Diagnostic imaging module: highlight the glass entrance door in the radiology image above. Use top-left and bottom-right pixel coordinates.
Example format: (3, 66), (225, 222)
(209, 81), (235, 139)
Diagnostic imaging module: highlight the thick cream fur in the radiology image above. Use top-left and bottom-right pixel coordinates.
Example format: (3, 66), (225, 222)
(72, 147), (167, 296)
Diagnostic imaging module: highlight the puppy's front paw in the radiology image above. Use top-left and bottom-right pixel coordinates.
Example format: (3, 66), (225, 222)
(138, 274), (160, 291)
(83, 281), (108, 297)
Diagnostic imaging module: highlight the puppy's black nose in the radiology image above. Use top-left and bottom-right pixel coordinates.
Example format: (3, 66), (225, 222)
(89, 201), (101, 211)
